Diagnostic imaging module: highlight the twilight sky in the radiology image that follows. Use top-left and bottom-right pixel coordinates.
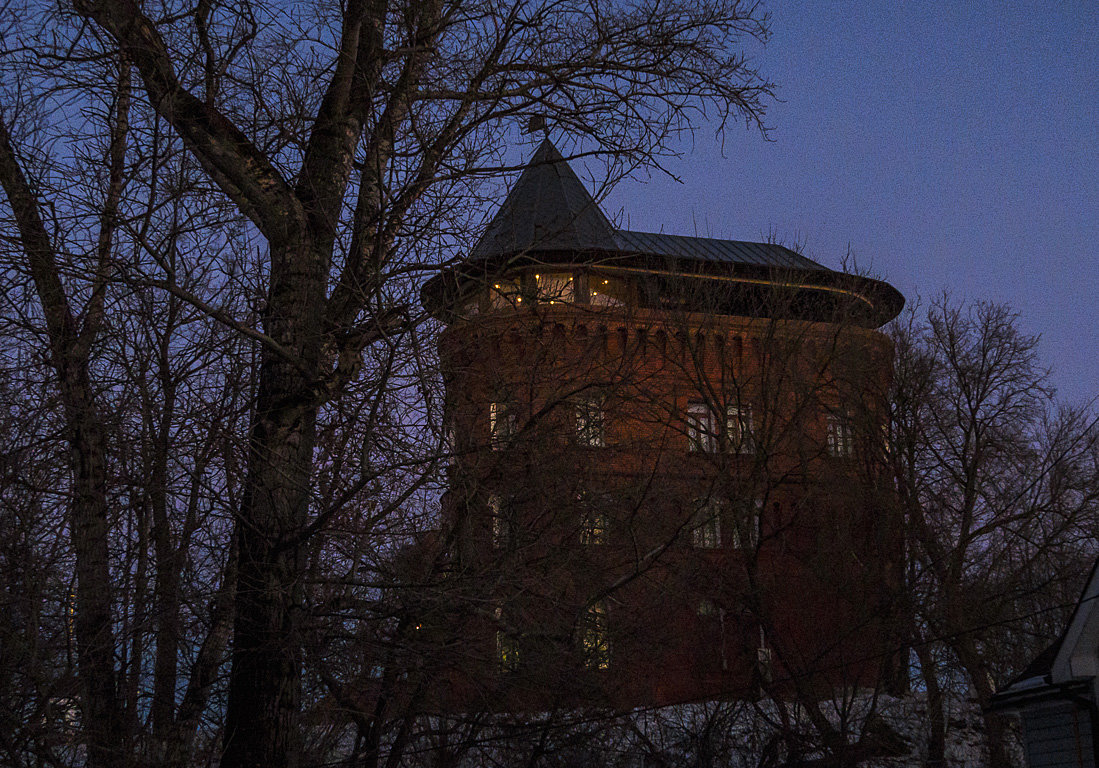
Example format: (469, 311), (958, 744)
(596, 2), (1099, 405)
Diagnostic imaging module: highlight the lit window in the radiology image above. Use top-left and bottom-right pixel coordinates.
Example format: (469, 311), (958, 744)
(578, 492), (608, 545)
(580, 601), (610, 670)
(535, 272), (574, 304)
(691, 498), (722, 549)
(827, 412), (854, 457)
(730, 498), (762, 549)
(495, 607), (519, 672)
(687, 402), (716, 452)
(588, 274), (628, 306)
(575, 394), (605, 447)
(490, 402), (518, 449)
(725, 404), (753, 453)
(488, 278), (522, 309)
(581, 509), (608, 545)
(489, 494), (515, 549)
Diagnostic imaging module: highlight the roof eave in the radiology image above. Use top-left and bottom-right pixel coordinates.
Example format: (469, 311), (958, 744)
(421, 247), (904, 327)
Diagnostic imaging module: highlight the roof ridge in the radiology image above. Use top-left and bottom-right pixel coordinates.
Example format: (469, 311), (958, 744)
(613, 229), (829, 272)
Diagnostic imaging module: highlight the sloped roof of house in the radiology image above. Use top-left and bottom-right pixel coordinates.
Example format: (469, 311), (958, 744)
(990, 557), (1099, 711)
(423, 138), (903, 325)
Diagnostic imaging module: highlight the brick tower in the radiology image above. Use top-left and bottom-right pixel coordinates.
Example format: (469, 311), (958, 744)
(421, 139), (905, 709)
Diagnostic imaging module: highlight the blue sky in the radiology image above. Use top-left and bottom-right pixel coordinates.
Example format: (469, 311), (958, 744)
(598, 2), (1099, 404)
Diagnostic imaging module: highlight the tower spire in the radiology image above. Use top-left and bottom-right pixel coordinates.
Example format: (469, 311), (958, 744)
(472, 139), (616, 258)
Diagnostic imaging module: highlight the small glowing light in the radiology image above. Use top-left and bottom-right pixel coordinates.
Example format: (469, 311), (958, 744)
(602, 280), (608, 285)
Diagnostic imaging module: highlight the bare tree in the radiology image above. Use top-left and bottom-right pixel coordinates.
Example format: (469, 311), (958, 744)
(889, 297), (1099, 768)
(0, 19), (256, 765)
(0, 48), (135, 767)
(1, 1), (774, 765)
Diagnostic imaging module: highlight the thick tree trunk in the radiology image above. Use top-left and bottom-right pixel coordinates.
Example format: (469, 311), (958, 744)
(166, 531), (237, 768)
(914, 640), (946, 767)
(222, 241), (324, 768)
(151, 370), (181, 749)
(61, 360), (127, 768)
(0, 110), (127, 768)
(953, 637), (1014, 768)
(123, 496), (149, 747)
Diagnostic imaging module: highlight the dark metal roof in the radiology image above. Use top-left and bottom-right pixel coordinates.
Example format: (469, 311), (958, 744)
(613, 230), (828, 272)
(471, 138), (616, 258)
(471, 139), (828, 274)
(423, 138), (905, 326)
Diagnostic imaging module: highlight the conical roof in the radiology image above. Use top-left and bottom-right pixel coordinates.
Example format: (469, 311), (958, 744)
(471, 139), (617, 258)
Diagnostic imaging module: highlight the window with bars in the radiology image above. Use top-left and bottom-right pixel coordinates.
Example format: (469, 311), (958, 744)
(687, 402), (716, 452)
(489, 401), (518, 449)
(576, 490), (610, 545)
(575, 394), (605, 447)
(827, 412), (854, 457)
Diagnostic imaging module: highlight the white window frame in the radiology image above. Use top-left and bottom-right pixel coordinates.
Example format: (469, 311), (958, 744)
(687, 402), (716, 452)
(691, 498), (723, 549)
(575, 394), (605, 448)
(725, 404), (754, 453)
(730, 498), (762, 550)
(827, 412), (854, 457)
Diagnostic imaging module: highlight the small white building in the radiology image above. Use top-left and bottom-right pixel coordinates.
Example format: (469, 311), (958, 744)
(991, 561), (1099, 768)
